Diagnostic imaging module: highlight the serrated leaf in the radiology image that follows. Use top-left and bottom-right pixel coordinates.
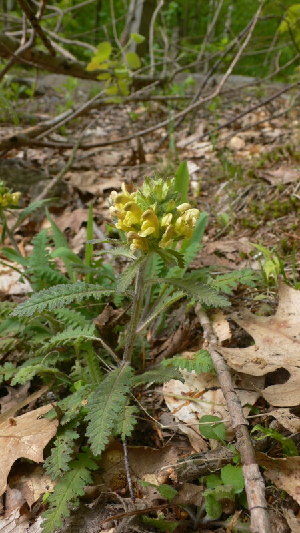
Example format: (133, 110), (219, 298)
(161, 278), (229, 307)
(137, 290), (184, 332)
(42, 452), (97, 533)
(116, 256), (144, 292)
(44, 426), (79, 479)
(199, 415), (226, 442)
(164, 350), (214, 374)
(125, 51), (141, 69)
(13, 199), (52, 229)
(95, 246), (135, 260)
(11, 283), (114, 317)
(86, 365), (133, 455)
(114, 405), (138, 441)
(133, 365), (184, 386)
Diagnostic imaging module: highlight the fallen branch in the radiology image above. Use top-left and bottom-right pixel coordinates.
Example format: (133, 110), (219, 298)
(196, 305), (271, 533)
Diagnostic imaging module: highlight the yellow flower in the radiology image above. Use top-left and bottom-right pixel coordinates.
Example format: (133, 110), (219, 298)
(175, 209), (199, 238)
(139, 209), (160, 238)
(161, 213), (173, 227)
(127, 231), (149, 252)
(159, 225), (175, 248)
(177, 203), (191, 214)
(123, 202), (142, 226)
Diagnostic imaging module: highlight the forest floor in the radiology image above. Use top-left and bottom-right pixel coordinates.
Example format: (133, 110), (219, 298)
(0, 75), (300, 533)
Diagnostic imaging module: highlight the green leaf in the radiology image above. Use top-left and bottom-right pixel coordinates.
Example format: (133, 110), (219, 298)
(51, 247), (83, 265)
(142, 516), (179, 532)
(181, 212), (209, 267)
(157, 484), (178, 501)
(95, 246), (136, 260)
(125, 52), (141, 70)
(205, 474), (223, 489)
(86, 365), (133, 455)
(133, 365), (184, 386)
(221, 465), (245, 494)
(199, 415), (226, 442)
(204, 492), (223, 520)
(13, 198), (52, 230)
(130, 33), (145, 44)
(174, 161), (189, 203)
(11, 283), (114, 317)
(44, 425), (79, 479)
(161, 278), (229, 307)
(114, 405), (138, 441)
(96, 41), (112, 61)
(1, 246), (28, 267)
(42, 452), (97, 533)
(47, 211), (75, 279)
(84, 203), (94, 283)
(116, 256), (145, 292)
(137, 290), (184, 332)
(252, 424), (298, 456)
(164, 350), (214, 374)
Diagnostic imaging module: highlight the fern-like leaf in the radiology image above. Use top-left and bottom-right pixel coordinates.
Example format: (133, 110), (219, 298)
(44, 425), (79, 479)
(163, 350), (214, 374)
(53, 308), (91, 328)
(133, 366), (184, 385)
(114, 405), (138, 441)
(55, 385), (92, 425)
(161, 279), (229, 307)
(210, 269), (257, 294)
(137, 291), (184, 333)
(11, 283), (114, 317)
(42, 452), (97, 533)
(13, 198), (52, 229)
(116, 256), (145, 293)
(86, 364), (133, 455)
(0, 362), (16, 384)
(36, 325), (97, 355)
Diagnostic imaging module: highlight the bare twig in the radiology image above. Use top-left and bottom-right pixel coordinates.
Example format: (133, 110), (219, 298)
(17, 0), (56, 55)
(149, 0), (164, 77)
(196, 306), (271, 533)
(123, 440), (135, 502)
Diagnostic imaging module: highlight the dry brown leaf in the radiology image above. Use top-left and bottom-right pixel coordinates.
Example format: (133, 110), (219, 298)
(67, 171), (122, 195)
(205, 238), (252, 255)
(10, 465), (55, 508)
(53, 208), (88, 234)
(219, 283), (300, 406)
(211, 311), (231, 343)
(0, 404), (58, 496)
(257, 453), (300, 505)
(0, 264), (31, 295)
(98, 442), (178, 490)
(163, 363), (262, 451)
(269, 408), (300, 434)
(0, 509), (43, 533)
(259, 167), (300, 185)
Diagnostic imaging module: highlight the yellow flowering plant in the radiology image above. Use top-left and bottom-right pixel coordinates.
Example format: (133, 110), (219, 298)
(109, 177), (200, 256)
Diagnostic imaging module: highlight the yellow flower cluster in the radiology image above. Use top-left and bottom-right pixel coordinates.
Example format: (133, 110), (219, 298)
(0, 182), (20, 208)
(109, 178), (200, 252)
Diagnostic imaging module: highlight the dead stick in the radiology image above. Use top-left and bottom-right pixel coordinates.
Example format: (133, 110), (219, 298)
(196, 305), (270, 533)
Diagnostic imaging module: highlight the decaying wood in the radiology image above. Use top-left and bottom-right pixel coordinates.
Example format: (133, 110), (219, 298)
(170, 446), (235, 483)
(196, 306), (271, 533)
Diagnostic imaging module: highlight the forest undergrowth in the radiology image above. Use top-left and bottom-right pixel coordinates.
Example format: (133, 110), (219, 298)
(0, 77), (300, 533)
